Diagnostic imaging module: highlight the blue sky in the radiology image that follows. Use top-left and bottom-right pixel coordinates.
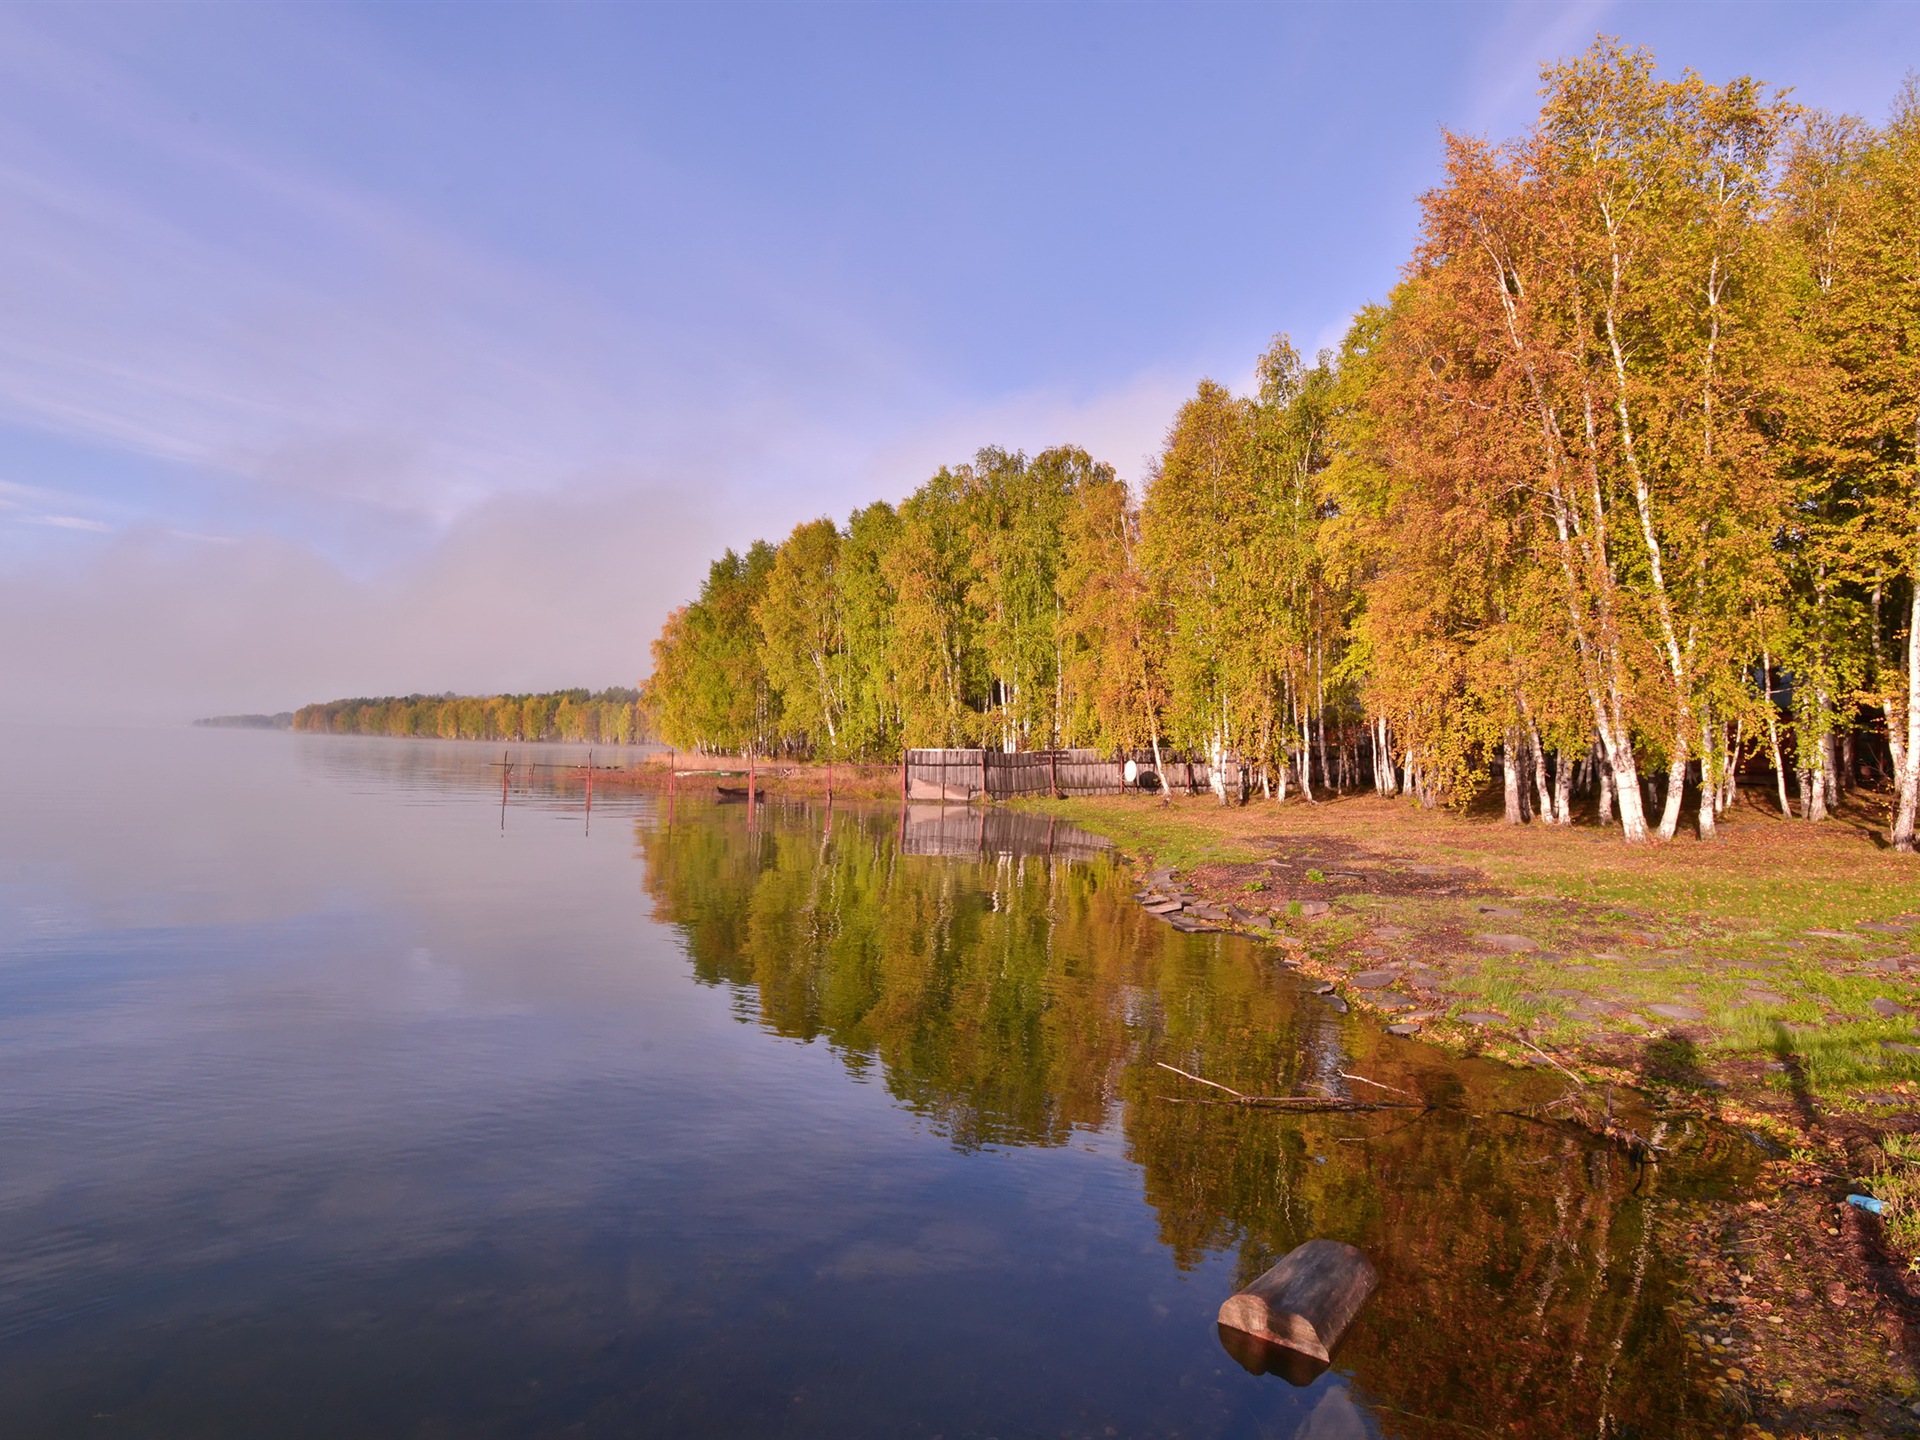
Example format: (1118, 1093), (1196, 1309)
(1, 0), (1915, 718)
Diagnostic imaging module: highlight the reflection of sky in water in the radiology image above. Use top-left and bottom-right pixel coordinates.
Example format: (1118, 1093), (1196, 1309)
(0, 725), (1385, 1437)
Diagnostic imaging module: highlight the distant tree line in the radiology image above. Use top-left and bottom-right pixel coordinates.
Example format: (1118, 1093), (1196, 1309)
(293, 689), (646, 745)
(194, 713), (294, 730)
(643, 42), (1920, 850)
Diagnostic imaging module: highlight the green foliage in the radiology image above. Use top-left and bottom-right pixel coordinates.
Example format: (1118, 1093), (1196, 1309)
(642, 544), (781, 755)
(635, 40), (1918, 846)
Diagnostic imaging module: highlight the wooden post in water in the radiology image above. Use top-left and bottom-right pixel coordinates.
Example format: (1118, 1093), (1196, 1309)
(1216, 1240), (1376, 1370)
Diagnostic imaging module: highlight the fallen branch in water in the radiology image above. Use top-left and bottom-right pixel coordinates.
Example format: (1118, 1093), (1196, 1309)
(1155, 1062), (1248, 1098)
(1155, 1063), (1424, 1112)
(1515, 1034), (1588, 1088)
(1493, 1105), (1664, 1161)
(1157, 1095), (1424, 1113)
(1339, 1071), (1420, 1100)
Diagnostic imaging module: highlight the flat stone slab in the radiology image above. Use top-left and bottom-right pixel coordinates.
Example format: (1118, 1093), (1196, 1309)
(1307, 982), (1335, 995)
(1647, 1003), (1704, 1022)
(1806, 929), (1863, 941)
(1376, 993), (1417, 1013)
(1321, 993), (1350, 1014)
(1142, 900), (1183, 915)
(1386, 1022), (1421, 1037)
(1871, 997), (1904, 1018)
(1457, 1011), (1506, 1026)
(1474, 933), (1538, 953)
(1879, 1041), (1920, 1056)
(1860, 922), (1913, 935)
(1298, 900), (1332, 918)
(1477, 906), (1524, 918)
(1168, 915), (1219, 933)
(1742, 991), (1787, 1006)
(1351, 970), (1399, 989)
(1372, 925), (1410, 939)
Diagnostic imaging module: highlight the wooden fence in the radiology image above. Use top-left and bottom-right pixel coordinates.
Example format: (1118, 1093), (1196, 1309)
(904, 748), (1229, 801)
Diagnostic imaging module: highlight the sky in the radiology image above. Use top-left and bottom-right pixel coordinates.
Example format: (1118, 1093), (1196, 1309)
(0, 0), (1915, 722)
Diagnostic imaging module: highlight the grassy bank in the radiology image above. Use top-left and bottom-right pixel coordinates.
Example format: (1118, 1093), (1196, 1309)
(1034, 783), (1920, 1434)
(1039, 786), (1920, 1101)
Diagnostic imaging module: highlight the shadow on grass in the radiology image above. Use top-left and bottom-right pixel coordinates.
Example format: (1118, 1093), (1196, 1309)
(1638, 1031), (1714, 1094)
(1767, 1020), (1819, 1129)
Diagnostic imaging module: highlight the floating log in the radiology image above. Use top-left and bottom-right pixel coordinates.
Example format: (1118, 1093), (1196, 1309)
(1215, 1324), (1334, 1386)
(1217, 1239), (1377, 1371)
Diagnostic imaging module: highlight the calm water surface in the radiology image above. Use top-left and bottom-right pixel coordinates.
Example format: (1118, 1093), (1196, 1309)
(0, 727), (1751, 1438)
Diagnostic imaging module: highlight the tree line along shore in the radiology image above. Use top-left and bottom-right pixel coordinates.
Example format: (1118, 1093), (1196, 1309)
(641, 40), (1920, 853)
(291, 688), (646, 746)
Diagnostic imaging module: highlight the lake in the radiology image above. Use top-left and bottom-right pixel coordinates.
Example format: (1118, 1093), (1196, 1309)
(0, 726), (1750, 1437)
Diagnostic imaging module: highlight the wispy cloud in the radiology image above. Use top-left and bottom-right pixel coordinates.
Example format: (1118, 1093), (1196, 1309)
(34, 514), (110, 532)
(1454, 0), (1618, 139)
(0, 5), (930, 544)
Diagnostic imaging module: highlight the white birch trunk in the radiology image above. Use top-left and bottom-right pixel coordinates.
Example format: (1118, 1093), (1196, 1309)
(1893, 530), (1920, 852)
(1528, 721), (1552, 822)
(1503, 731), (1527, 826)
(1654, 720), (1688, 841)
(1696, 715), (1718, 841)
(1721, 718), (1743, 815)
(1762, 649), (1793, 818)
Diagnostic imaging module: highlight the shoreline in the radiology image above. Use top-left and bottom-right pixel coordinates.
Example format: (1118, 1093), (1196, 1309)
(302, 741), (1920, 1425)
(1027, 785), (1920, 1435)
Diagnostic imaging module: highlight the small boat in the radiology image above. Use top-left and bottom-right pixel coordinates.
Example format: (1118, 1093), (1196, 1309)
(715, 785), (765, 802)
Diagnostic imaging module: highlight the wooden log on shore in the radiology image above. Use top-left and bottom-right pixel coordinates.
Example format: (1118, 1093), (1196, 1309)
(1216, 1239), (1376, 1368)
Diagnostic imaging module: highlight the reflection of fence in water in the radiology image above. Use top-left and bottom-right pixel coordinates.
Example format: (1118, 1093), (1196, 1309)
(899, 805), (1113, 862)
(905, 748), (1221, 800)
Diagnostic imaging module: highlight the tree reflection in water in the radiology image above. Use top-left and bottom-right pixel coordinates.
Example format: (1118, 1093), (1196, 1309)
(640, 800), (1749, 1437)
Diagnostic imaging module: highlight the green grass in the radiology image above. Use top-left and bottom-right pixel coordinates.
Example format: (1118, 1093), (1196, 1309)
(1863, 1134), (1920, 1252)
(1037, 788), (1920, 1100)
(1041, 796), (1262, 873)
